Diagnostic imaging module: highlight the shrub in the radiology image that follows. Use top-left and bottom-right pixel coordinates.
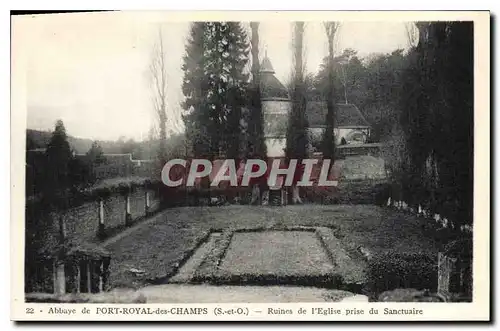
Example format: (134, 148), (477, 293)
(365, 252), (437, 299)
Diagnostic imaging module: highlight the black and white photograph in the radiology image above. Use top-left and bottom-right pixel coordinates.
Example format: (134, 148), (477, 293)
(10, 10), (490, 321)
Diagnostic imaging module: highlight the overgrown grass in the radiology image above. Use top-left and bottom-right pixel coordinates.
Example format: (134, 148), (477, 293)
(103, 205), (441, 289)
(365, 252), (438, 300)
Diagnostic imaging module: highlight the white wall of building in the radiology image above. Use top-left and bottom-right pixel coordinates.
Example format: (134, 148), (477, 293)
(262, 100), (370, 157)
(335, 128), (370, 145)
(262, 100), (291, 115)
(265, 138), (287, 157)
(263, 100), (291, 158)
(308, 127), (370, 147)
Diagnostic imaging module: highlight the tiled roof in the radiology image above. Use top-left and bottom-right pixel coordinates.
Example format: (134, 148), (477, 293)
(260, 73), (289, 99)
(259, 55), (290, 100)
(306, 102), (371, 128)
(260, 56), (275, 73)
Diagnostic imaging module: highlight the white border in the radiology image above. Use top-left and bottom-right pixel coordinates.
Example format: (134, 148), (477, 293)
(4, 3), (495, 328)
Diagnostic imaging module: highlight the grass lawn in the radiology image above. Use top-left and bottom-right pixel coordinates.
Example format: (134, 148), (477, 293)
(219, 231), (333, 276)
(103, 204), (442, 289)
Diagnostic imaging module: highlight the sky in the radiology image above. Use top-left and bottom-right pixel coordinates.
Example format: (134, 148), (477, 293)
(14, 12), (411, 142)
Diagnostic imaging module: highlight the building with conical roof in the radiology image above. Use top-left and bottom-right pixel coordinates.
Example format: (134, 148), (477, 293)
(258, 54), (372, 158)
(259, 53), (292, 157)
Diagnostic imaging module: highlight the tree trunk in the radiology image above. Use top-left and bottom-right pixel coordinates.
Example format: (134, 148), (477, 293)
(291, 186), (302, 204)
(323, 23), (337, 169)
(286, 22), (307, 203)
(250, 184), (261, 205)
(159, 111), (167, 163)
(249, 22), (266, 204)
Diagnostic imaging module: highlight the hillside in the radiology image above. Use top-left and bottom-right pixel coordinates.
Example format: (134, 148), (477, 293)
(26, 129), (187, 160)
(27, 129), (124, 154)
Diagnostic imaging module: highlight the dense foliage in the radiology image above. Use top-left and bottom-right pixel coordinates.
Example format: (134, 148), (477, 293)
(398, 22), (474, 226)
(181, 22), (250, 160)
(366, 252), (438, 299)
(313, 48), (407, 142)
(286, 22), (309, 161)
(247, 22), (267, 159)
(311, 22), (473, 226)
(320, 22), (340, 163)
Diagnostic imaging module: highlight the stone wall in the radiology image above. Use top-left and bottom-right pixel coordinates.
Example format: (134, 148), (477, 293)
(42, 187), (161, 246)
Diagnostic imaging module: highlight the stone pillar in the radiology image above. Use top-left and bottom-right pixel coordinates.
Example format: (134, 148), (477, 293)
(291, 186), (303, 204)
(261, 190), (269, 206)
(53, 215), (67, 294)
(145, 191), (151, 216)
(250, 184), (261, 205)
(51, 259), (56, 294)
(438, 237), (473, 300)
(53, 261), (66, 295)
(268, 189), (279, 206)
(98, 260), (104, 292)
(75, 262), (81, 293)
(281, 188), (287, 206)
(98, 200), (105, 239)
(86, 260), (92, 293)
(437, 252), (459, 297)
(102, 257), (111, 291)
(125, 194), (132, 226)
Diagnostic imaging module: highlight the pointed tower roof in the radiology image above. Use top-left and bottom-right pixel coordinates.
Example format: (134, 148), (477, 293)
(259, 52), (289, 100)
(260, 50), (275, 74)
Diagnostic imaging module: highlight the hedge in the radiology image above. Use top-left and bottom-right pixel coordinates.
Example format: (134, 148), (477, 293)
(364, 251), (438, 300)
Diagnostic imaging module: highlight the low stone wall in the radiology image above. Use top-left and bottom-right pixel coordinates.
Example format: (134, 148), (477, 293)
(384, 197), (472, 233)
(25, 185), (162, 294)
(31, 186), (162, 247)
(336, 143), (383, 158)
(102, 195), (128, 232)
(55, 202), (102, 245)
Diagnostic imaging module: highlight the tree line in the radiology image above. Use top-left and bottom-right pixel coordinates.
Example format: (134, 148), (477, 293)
(396, 22), (473, 226)
(177, 21), (474, 221)
(177, 22), (422, 161)
(27, 21), (474, 222)
(26, 122), (187, 198)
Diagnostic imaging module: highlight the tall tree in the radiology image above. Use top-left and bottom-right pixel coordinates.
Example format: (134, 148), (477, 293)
(322, 22), (341, 164)
(314, 48), (365, 105)
(247, 22), (268, 204)
(359, 49), (407, 140)
(44, 120), (72, 198)
(182, 22), (210, 158)
(121, 138), (137, 155)
(182, 22), (249, 160)
(286, 22), (309, 204)
(221, 22), (250, 161)
(405, 22), (419, 49)
(399, 22), (473, 226)
(86, 141), (105, 165)
(27, 120), (73, 291)
(247, 22), (267, 159)
(150, 28), (168, 163)
(313, 47), (410, 142)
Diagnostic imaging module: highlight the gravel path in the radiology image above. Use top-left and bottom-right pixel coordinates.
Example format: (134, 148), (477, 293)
(169, 233), (221, 283)
(138, 284), (356, 303)
(26, 284), (363, 303)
